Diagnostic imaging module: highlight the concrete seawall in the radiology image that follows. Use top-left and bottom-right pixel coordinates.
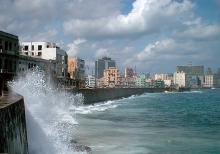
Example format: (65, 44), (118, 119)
(77, 88), (170, 104)
(0, 92), (29, 154)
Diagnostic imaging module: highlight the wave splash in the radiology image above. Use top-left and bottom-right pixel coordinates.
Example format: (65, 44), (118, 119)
(9, 69), (84, 154)
(72, 95), (137, 115)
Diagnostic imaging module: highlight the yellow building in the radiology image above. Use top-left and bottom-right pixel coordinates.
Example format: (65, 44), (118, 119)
(103, 67), (121, 87)
(68, 57), (85, 80)
(68, 58), (77, 79)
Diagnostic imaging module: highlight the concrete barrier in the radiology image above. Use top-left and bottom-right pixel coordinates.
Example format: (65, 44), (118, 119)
(77, 88), (167, 104)
(0, 92), (28, 154)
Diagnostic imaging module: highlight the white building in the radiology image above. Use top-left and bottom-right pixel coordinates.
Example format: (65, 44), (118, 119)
(85, 75), (95, 88)
(21, 42), (68, 79)
(203, 75), (218, 88)
(96, 77), (104, 88)
(154, 74), (168, 80)
(174, 71), (188, 87)
(164, 80), (173, 87)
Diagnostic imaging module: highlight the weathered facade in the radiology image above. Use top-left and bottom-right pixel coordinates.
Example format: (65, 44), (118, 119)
(0, 31), (19, 96)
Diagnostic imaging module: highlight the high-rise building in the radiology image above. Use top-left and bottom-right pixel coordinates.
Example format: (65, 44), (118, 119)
(176, 65), (204, 75)
(95, 57), (116, 79)
(176, 65), (204, 88)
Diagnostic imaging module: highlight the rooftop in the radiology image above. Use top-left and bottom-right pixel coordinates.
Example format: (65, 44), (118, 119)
(0, 30), (18, 40)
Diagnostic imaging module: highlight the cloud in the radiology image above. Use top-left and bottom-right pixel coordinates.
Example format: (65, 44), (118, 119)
(67, 38), (87, 57)
(175, 20), (220, 41)
(123, 36), (220, 73)
(0, 0), (121, 41)
(95, 48), (110, 58)
(0, 0), (220, 73)
(63, 0), (194, 39)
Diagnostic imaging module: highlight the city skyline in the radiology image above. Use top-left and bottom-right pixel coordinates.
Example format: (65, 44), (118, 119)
(1, 0), (220, 73)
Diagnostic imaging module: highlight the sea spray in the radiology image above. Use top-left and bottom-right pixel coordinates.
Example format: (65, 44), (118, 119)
(9, 69), (85, 154)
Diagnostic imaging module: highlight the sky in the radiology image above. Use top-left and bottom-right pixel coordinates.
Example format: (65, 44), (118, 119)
(1, 0), (220, 74)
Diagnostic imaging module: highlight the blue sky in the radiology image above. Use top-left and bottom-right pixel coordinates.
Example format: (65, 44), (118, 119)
(0, 0), (220, 74)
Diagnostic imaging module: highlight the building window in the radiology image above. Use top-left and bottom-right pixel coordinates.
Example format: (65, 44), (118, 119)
(9, 42), (12, 50)
(32, 52), (34, 56)
(0, 45), (2, 52)
(38, 45), (42, 50)
(25, 52), (28, 55)
(0, 39), (2, 52)
(24, 45), (28, 51)
(5, 41), (8, 50)
(47, 45), (49, 48)
(38, 52), (42, 56)
(32, 45), (34, 50)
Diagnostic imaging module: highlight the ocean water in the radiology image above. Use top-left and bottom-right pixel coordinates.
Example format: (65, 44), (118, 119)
(74, 89), (220, 154)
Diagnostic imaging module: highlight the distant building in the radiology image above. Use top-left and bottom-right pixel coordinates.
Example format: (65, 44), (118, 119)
(176, 65), (204, 88)
(96, 77), (104, 88)
(95, 57), (116, 79)
(145, 79), (153, 88)
(103, 67), (120, 88)
(176, 65), (204, 75)
(21, 42), (68, 80)
(125, 67), (134, 78)
(174, 71), (188, 87)
(164, 80), (173, 87)
(154, 73), (173, 87)
(123, 67), (135, 87)
(153, 80), (165, 88)
(217, 68), (220, 77)
(203, 74), (218, 88)
(135, 74), (146, 87)
(154, 74), (168, 80)
(123, 77), (136, 87)
(217, 68), (220, 87)
(85, 75), (95, 88)
(68, 57), (85, 80)
(206, 67), (213, 75)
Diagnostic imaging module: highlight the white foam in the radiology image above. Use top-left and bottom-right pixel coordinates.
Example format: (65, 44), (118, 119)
(72, 100), (122, 115)
(9, 69), (83, 154)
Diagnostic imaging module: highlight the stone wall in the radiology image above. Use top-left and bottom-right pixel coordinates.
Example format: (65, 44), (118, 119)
(0, 93), (28, 154)
(77, 88), (167, 104)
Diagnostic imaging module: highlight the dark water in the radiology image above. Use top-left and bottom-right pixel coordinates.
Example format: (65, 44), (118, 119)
(74, 89), (220, 154)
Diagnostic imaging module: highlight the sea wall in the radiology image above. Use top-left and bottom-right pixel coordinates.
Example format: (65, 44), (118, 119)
(77, 88), (167, 104)
(0, 92), (29, 154)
